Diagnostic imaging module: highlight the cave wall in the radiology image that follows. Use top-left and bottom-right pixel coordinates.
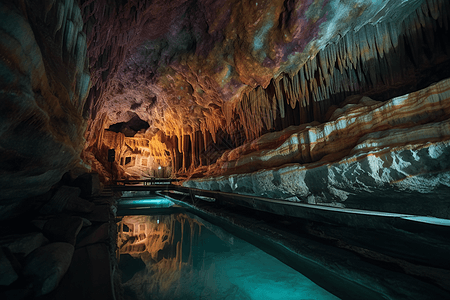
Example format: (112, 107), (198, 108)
(1, 0), (449, 218)
(0, 0), (90, 217)
(184, 78), (450, 218)
(84, 129), (172, 181)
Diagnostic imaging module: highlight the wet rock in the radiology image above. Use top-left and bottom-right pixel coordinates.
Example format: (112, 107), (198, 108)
(73, 173), (101, 198)
(0, 247), (19, 285)
(0, 232), (48, 256)
(23, 242), (74, 296)
(64, 196), (95, 213)
(40, 186), (82, 215)
(43, 216), (84, 245)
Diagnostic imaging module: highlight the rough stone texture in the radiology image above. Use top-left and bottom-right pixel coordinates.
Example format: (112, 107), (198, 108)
(85, 0), (429, 130)
(0, 0), (446, 297)
(185, 79), (450, 218)
(1, 0), (449, 206)
(40, 186), (82, 215)
(88, 129), (173, 181)
(73, 173), (101, 198)
(0, 0), (90, 213)
(81, 0), (450, 178)
(85, 205), (111, 223)
(0, 247), (19, 286)
(23, 242), (74, 296)
(64, 196), (95, 214)
(43, 216), (84, 245)
(201, 78), (450, 176)
(0, 232), (48, 256)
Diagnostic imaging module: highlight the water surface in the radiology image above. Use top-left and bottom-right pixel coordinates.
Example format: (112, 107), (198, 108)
(117, 211), (340, 300)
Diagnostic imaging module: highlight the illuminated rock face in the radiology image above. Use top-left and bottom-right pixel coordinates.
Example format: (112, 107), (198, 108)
(184, 79), (450, 218)
(85, 130), (172, 181)
(1, 0), (450, 217)
(83, 0), (450, 178)
(0, 1), (90, 213)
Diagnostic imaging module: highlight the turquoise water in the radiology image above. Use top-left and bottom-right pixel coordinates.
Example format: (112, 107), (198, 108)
(117, 205), (339, 300)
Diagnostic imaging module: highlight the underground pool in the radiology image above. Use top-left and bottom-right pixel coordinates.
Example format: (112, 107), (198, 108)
(116, 198), (340, 300)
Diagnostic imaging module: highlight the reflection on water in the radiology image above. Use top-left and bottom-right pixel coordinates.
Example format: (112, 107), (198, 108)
(117, 213), (339, 300)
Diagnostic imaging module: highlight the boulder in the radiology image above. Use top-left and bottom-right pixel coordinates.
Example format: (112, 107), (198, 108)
(73, 173), (101, 198)
(23, 242), (74, 296)
(68, 165), (92, 182)
(0, 247), (19, 285)
(0, 191), (51, 221)
(43, 216), (84, 245)
(31, 219), (48, 231)
(48, 243), (115, 300)
(85, 205), (110, 223)
(64, 197), (95, 213)
(40, 186), (82, 215)
(81, 217), (92, 227)
(0, 232), (48, 256)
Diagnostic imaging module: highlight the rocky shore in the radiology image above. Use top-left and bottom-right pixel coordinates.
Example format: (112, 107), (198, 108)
(0, 172), (120, 300)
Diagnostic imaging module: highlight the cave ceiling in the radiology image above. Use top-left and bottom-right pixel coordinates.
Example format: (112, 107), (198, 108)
(83, 0), (449, 147)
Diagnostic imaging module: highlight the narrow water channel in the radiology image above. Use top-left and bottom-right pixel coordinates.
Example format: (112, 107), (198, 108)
(116, 200), (340, 300)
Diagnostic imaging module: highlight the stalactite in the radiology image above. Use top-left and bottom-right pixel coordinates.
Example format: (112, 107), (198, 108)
(190, 132), (196, 169)
(428, 0), (440, 21)
(177, 131), (182, 154)
(292, 73), (300, 109)
(163, 0), (450, 173)
(274, 79), (285, 118)
(332, 43), (338, 77)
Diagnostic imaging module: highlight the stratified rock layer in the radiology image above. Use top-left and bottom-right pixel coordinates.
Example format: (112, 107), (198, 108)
(184, 78), (450, 218)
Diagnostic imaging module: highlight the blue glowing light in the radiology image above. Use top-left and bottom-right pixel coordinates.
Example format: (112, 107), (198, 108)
(119, 198), (175, 208)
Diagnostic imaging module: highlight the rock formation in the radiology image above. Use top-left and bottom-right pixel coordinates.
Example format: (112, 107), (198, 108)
(0, 0), (90, 216)
(0, 0), (450, 298)
(0, 0), (449, 217)
(184, 78), (450, 218)
(79, 0), (450, 182)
